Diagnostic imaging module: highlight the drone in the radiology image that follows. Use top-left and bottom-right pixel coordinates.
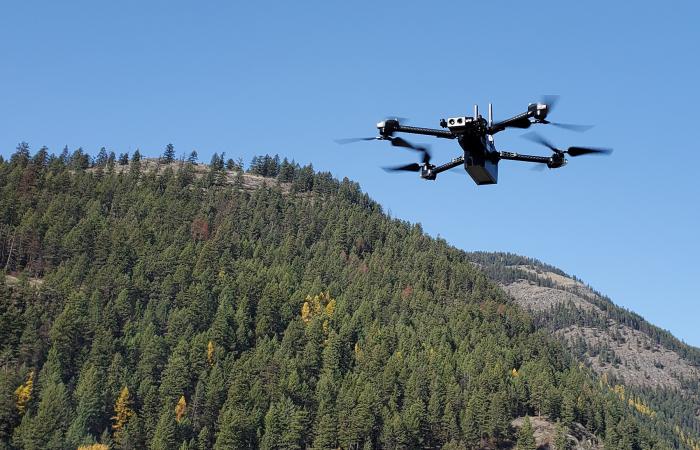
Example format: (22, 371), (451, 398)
(337, 96), (612, 185)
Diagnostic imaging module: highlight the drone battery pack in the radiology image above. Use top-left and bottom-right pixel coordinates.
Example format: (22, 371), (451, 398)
(465, 158), (498, 185)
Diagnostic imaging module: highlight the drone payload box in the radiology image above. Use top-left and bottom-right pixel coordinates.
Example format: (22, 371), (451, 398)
(464, 152), (498, 185)
(443, 115), (499, 185)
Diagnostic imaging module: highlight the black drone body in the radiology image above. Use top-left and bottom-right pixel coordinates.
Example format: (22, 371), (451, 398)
(339, 97), (611, 185)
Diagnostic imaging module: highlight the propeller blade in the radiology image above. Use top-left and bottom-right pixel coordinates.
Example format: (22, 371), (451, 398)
(384, 116), (409, 123)
(383, 163), (421, 172)
(334, 137), (378, 145)
(548, 122), (594, 132)
(566, 146), (613, 157)
(420, 147), (432, 164)
(389, 136), (416, 149)
(539, 95), (593, 132)
(530, 163), (548, 171)
(521, 132), (559, 153)
(389, 137), (432, 164)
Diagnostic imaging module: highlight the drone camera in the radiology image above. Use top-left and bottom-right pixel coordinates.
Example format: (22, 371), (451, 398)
(444, 116), (473, 132)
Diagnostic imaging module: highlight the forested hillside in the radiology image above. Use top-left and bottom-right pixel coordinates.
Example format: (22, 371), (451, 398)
(467, 252), (700, 449)
(0, 145), (691, 449)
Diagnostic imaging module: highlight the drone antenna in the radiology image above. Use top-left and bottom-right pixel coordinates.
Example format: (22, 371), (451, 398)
(488, 103), (493, 127)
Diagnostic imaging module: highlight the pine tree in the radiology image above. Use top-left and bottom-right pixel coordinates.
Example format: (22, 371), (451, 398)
(95, 147), (109, 166)
(163, 144), (175, 164)
(487, 391), (510, 441)
(260, 397), (306, 450)
(554, 421), (569, 450)
(312, 412), (337, 450)
(16, 378), (71, 449)
(516, 416), (536, 450)
(67, 365), (103, 446)
(150, 405), (177, 450)
(560, 388), (576, 427)
(159, 339), (191, 406)
(0, 371), (21, 444)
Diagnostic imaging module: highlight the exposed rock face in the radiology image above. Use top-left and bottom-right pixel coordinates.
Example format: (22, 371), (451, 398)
(500, 265), (700, 393)
(510, 416), (602, 450)
(501, 280), (600, 314)
(105, 158), (292, 193)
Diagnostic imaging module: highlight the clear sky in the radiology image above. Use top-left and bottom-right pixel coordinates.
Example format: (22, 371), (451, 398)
(2, 2), (698, 346)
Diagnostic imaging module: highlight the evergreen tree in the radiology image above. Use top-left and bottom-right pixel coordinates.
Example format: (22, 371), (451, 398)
(16, 379), (71, 449)
(150, 405), (177, 450)
(163, 144), (176, 164)
(554, 421), (569, 450)
(67, 365), (103, 446)
(516, 416), (536, 450)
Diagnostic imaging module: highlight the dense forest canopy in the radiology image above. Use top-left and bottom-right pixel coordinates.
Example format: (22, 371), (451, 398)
(0, 144), (693, 449)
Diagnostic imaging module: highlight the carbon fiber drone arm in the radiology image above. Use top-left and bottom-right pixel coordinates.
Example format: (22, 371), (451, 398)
(497, 151), (551, 165)
(378, 119), (455, 139)
(395, 124), (455, 139)
(488, 111), (532, 135)
(488, 102), (549, 135)
(430, 156), (465, 175)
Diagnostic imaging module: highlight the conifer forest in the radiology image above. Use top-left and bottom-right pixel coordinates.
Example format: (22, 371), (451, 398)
(0, 145), (697, 449)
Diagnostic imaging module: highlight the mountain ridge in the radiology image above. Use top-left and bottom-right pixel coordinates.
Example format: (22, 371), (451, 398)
(466, 252), (700, 444)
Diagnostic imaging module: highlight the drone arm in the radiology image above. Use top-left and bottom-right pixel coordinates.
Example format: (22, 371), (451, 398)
(430, 156), (465, 175)
(379, 120), (455, 139)
(488, 101), (551, 135)
(497, 151), (551, 165)
(488, 112), (532, 135)
(395, 125), (455, 139)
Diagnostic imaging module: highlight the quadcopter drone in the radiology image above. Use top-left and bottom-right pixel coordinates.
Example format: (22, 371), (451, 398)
(338, 96), (612, 185)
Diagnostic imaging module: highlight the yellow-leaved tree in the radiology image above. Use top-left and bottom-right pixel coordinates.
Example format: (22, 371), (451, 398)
(15, 370), (33, 415)
(112, 386), (135, 443)
(301, 301), (312, 323)
(175, 395), (187, 423)
(207, 340), (215, 366)
(77, 445), (109, 450)
(300, 292), (335, 325)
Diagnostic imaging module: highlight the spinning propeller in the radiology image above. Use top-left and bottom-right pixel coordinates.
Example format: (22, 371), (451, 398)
(522, 132), (612, 157)
(336, 130), (431, 173)
(383, 137), (431, 172)
(537, 95), (594, 132)
(334, 136), (380, 145)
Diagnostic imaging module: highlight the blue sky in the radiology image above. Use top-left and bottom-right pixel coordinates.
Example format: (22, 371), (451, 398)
(2, 1), (699, 345)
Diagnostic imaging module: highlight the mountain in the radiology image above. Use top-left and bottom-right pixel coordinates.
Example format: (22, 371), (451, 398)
(468, 252), (700, 447)
(0, 147), (696, 449)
